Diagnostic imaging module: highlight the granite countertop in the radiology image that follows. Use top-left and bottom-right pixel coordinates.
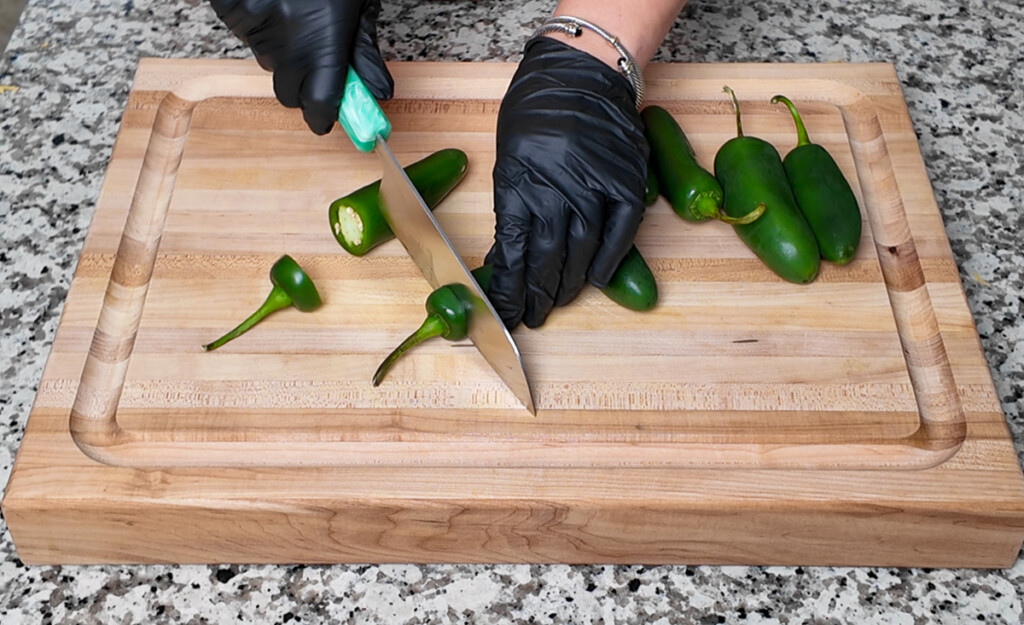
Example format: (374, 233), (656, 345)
(1, 0), (1022, 622)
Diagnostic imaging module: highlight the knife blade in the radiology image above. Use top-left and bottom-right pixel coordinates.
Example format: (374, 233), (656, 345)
(338, 69), (535, 414)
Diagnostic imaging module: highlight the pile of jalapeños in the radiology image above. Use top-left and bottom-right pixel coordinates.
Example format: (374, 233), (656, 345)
(715, 86), (821, 284)
(641, 88), (862, 283)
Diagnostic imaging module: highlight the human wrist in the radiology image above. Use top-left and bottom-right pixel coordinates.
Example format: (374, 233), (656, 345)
(539, 29), (623, 72)
(548, 0), (686, 69)
(533, 15), (645, 108)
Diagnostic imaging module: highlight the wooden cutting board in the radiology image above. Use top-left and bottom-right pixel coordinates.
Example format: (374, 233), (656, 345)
(5, 59), (1024, 566)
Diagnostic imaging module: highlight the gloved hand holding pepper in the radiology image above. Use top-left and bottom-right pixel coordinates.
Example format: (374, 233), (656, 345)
(207, 0), (686, 328)
(208, 0), (393, 134)
(485, 36), (649, 329)
(485, 1), (687, 328)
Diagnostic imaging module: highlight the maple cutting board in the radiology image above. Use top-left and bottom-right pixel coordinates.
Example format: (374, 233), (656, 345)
(5, 59), (1024, 566)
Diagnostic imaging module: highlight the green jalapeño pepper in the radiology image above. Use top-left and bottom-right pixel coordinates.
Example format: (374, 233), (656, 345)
(600, 245), (658, 312)
(771, 95), (862, 265)
(372, 266), (491, 387)
(202, 254), (322, 351)
(372, 247), (658, 385)
(329, 148), (469, 256)
(642, 105), (763, 225)
(714, 87), (820, 284)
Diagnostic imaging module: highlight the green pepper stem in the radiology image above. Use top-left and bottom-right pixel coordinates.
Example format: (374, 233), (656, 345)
(372, 314), (448, 386)
(691, 193), (722, 221)
(718, 202), (766, 225)
(771, 94), (810, 147)
(692, 190), (765, 225)
(202, 286), (293, 351)
(723, 85), (743, 137)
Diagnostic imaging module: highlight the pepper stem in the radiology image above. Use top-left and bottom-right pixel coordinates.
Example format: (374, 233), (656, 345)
(372, 314), (448, 386)
(771, 95), (810, 147)
(723, 85), (743, 137)
(202, 286), (293, 351)
(691, 193), (723, 221)
(693, 192), (765, 225)
(718, 203), (766, 225)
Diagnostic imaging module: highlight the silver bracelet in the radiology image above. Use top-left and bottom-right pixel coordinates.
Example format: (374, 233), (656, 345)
(532, 15), (645, 109)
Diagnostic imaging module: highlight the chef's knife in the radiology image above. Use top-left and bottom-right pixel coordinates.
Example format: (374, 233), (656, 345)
(337, 69), (535, 415)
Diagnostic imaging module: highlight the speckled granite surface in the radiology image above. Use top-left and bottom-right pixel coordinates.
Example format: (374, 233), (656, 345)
(1, 0), (1022, 622)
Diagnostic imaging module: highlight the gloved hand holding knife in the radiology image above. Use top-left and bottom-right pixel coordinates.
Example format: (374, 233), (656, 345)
(209, 0), (394, 134)
(208, 0), (687, 328)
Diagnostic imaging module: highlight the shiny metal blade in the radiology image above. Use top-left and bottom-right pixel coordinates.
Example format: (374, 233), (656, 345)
(374, 137), (535, 414)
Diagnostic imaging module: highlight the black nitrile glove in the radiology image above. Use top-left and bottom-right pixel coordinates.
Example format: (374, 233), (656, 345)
(209, 0), (393, 135)
(487, 37), (649, 329)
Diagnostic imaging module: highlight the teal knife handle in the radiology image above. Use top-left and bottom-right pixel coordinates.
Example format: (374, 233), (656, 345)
(338, 67), (391, 152)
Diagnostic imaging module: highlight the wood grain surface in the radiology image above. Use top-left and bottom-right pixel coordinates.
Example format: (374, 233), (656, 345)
(4, 59), (1023, 566)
